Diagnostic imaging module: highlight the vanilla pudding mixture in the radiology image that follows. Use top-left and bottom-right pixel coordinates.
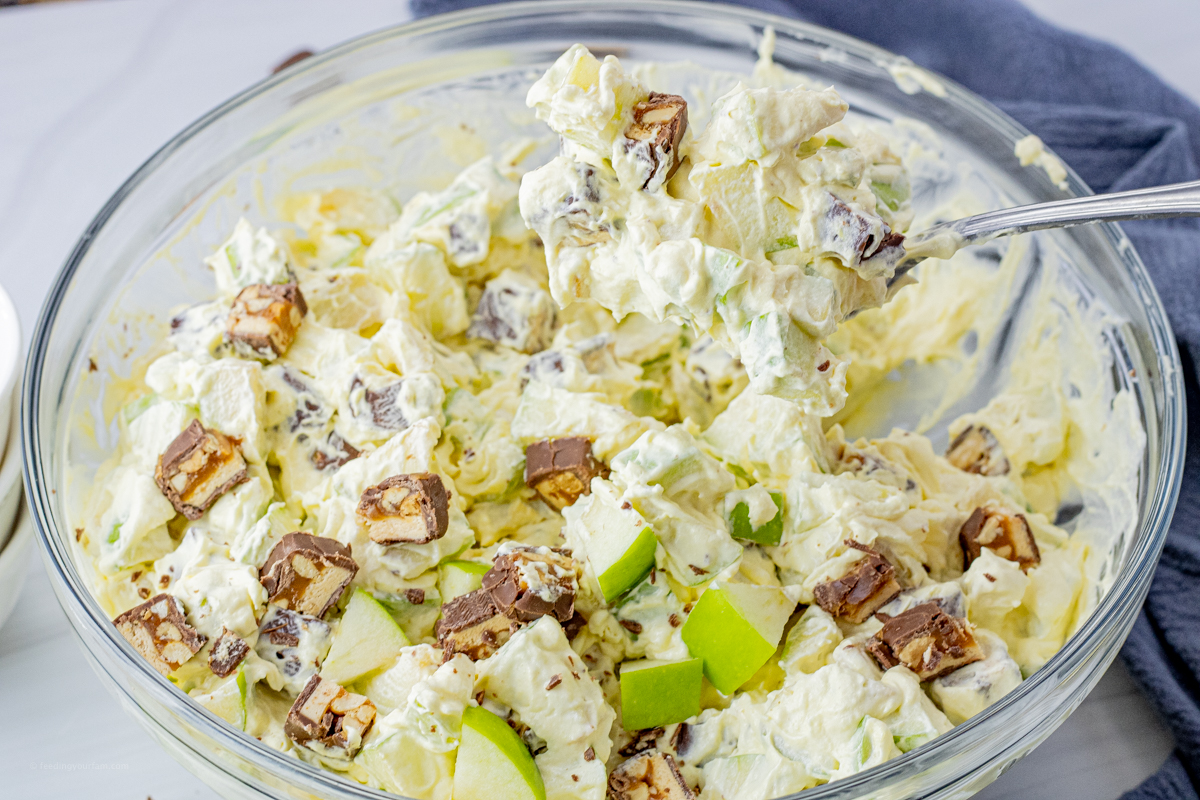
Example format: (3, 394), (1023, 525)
(73, 38), (1142, 800)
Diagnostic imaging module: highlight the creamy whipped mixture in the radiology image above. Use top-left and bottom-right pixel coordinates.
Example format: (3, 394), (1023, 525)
(73, 40), (1142, 800)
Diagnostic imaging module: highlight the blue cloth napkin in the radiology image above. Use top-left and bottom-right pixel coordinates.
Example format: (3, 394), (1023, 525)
(415, 2), (1200, 796)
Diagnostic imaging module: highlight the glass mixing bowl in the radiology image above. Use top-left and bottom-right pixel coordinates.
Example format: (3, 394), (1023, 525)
(22, 2), (1185, 798)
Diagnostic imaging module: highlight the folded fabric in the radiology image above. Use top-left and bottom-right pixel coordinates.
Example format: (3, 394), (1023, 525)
(413, 2), (1200, 797)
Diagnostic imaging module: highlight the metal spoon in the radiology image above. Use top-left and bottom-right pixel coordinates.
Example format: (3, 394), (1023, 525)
(890, 179), (1200, 285)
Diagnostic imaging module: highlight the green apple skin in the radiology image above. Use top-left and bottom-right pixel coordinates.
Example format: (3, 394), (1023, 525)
(597, 526), (657, 604)
(574, 479), (658, 604)
(439, 560), (491, 604)
(454, 705), (546, 800)
(320, 589), (410, 686)
(680, 582), (794, 695)
(729, 491), (784, 545)
(619, 658), (703, 731)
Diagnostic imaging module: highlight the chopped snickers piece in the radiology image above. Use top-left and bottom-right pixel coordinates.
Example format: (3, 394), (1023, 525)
(113, 593), (206, 676)
(818, 194), (904, 268)
(813, 546), (902, 624)
(227, 282), (307, 359)
(285, 675), (376, 759)
(311, 432), (360, 471)
(482, 545), (579, 624)
(608, 751), (695, 800)
(866, 602), (983, 681)
(356, 472), (450, 545)
(959, 507), (1041, 572)
(467, 272), (555, 354)
(434, 588), (518, 661)
(524, 437), (608, 511)
(208, 628), (250, 678)
(255, 606), (331, 695)
(623, 93), (689, 190)
(259, 533), (358, 618)
(946, 425), (1010, 476)
(349, 376), (409, 432)
(562, 610), (588, 641)
(154, 420), (249, 520)
(619, 726), (665, 757)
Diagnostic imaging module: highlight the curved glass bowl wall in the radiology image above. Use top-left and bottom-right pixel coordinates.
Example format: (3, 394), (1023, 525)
(23, 2), (1184, 799)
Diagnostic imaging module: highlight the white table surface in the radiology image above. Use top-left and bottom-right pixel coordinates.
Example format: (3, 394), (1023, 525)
(0, 0), (1185, 797)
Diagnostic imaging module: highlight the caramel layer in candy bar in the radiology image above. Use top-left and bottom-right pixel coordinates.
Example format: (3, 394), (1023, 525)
(482, 545), (579, 624)
(524, 437), (608, 511)
(946, 425), (1010, 476)
(227, 282), (307, 358)
(260, 533), (358, 618)
(285, 675), (376, 759)
(609, 751), (695, 800)
(812, 545), (902, 624)
(114, 593), (206, 676)
(154, 420), (249, 520)
(959, 507), (1041, 572)
(624, 92), (689, 190)
(434, 588), (518, 661)
(208, 628), (250, 678)
(867, 602), (983, 680)
(357, 472), (450, 545)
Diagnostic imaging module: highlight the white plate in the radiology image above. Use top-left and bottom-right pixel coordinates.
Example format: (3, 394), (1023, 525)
(0, 499), (30, 633)
(0, 394), (20, 552)
(0, 284), (19, 459)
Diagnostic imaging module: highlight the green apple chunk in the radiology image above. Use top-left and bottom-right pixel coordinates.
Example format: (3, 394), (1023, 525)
(573, 480), (659, 603)
(195, 665), (248, 730)
(728, 490), (784, 545)
(320, 589), (410, 686)
(619, 658), (703, 731)
(455, 705), (546, 800)
(439, 560), (491, 603)
(681, 582), (795, 695)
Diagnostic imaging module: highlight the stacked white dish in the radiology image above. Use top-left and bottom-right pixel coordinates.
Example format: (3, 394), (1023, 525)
(0, 282), (27, 631)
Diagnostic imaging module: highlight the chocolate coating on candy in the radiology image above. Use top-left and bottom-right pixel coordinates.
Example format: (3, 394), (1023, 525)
(481, 545), (579, 624)
(114, 593), (206, 676)
(819, 193), (905, 268)
(866, 601), (983, 680)
(609, 751), (695, 800)
(357, 472), (450, 545)
(467, 272), (556, 354)
(259, 533), (357, 618)
(946, 425), (1010, 476)
(434, 588), (518, 661)
(285, 675), (376, 759)
(812, 544), (902, 624)
(959, 507), (1041, 572)
(524, 437), (608, 511)
(208, 628), (250, 678)
(154, 420), (249, 520)
(227, 282), (307, 358)
(624, 93), (689, 190)
(311, 432), (360, 471)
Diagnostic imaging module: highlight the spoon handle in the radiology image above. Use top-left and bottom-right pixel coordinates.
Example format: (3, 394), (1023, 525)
(903, 179), (1200, 260)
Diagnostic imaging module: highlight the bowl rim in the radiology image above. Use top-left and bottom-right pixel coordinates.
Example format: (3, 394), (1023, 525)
(21, 1), (1187, 798)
